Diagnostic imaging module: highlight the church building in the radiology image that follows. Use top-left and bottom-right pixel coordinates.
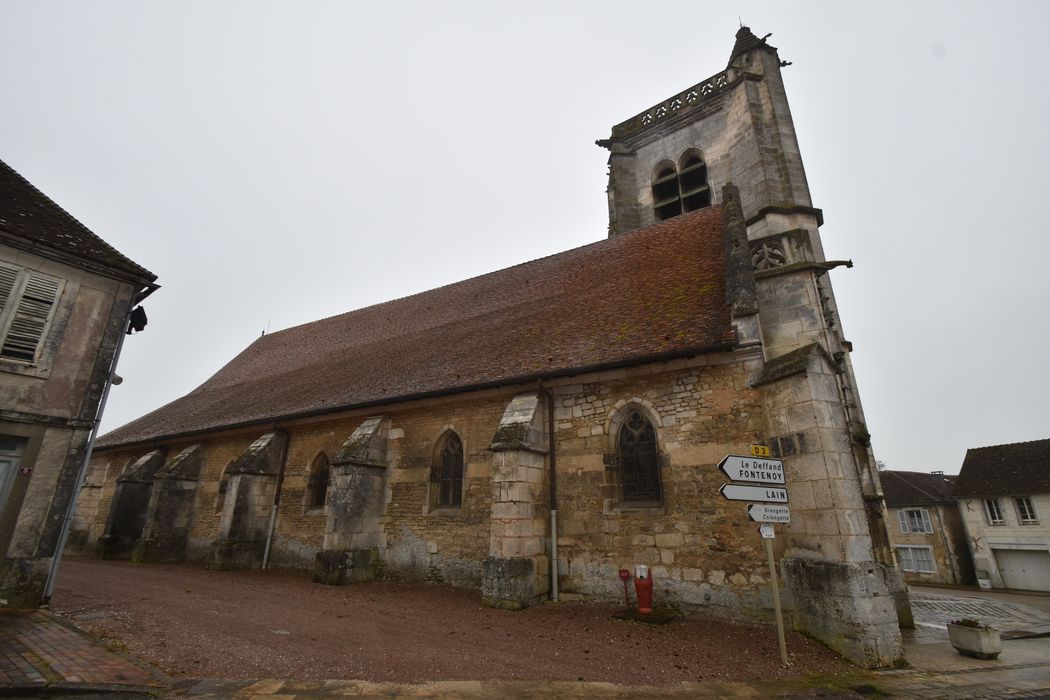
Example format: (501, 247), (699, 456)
(69, 27), (908, 667)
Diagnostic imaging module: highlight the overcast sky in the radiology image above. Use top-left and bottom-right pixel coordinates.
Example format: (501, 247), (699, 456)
(2, 1), (1047, 474)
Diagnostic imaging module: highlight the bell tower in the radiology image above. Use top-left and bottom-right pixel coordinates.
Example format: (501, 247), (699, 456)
(599, 27), (909, 666)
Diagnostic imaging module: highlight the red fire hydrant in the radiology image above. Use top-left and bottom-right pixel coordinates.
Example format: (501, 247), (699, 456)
(633, 564), (653, 615)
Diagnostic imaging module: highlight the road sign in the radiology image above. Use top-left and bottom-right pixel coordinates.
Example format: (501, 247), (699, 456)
(747, 504), (791, 523)
(717, 455), (785, 484)
(719, 483), (789, 503)
(759, 524), (775, 539)
(750, 444), (771, 457)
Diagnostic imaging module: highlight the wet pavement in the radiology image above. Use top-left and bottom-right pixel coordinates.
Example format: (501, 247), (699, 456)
(0, 608), (167, 695)
(2, 585), (1050, 698)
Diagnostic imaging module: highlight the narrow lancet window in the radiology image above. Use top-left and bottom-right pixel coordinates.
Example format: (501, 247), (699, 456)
(618, 410), (661, 502)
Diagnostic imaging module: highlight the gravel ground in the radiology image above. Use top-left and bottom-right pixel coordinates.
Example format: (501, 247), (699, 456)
(51, 557), (853, 686)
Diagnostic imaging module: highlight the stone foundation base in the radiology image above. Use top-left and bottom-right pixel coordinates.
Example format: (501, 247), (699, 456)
(132, 535), (188, 563)
(208, 539), (265, 570)
(481, 556), (544, 610)
(783, 558), (904, 668)
(0, 557), (49, 608)
(313, 548), (380, 585)
(96, 534), (137, 561)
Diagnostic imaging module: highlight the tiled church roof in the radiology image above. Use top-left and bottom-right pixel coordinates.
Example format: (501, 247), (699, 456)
(0, 159), (156, 284)
(954, 438), (1050, 498)
(98, 206), (736, 448)
(881, 470), (957, 507)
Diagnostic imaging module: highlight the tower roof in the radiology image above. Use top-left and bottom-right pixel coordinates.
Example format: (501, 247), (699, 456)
(727, 26), (776, 66)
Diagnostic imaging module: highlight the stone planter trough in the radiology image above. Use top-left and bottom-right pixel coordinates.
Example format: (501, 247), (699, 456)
(947, 622), (1001, 660)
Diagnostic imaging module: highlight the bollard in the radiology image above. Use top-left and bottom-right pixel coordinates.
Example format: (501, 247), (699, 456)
(633, 564), (653, 615)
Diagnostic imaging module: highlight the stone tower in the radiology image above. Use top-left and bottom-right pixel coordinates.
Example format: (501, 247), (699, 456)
(599, 27), (909, 665)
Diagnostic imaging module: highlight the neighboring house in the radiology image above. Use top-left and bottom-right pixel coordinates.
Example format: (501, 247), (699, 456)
(954, 439), (1050, 592)
(68, 27), (907, 666)
(0, 159), (157, 607)
(882, 470), (974, 585)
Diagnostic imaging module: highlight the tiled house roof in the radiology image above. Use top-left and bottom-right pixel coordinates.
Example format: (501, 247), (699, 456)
(881, 470), (957, 507)
(954, 438), (1050, 498)
(0, 159), (156, 284)
(98, 206), (737, 448)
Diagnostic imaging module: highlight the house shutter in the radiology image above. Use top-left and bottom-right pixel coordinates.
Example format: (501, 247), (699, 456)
(1, 273), (62, 362)
(0, 265), (17, 314)
(897, 510), (909, 534)
(921, 509), (933, 534)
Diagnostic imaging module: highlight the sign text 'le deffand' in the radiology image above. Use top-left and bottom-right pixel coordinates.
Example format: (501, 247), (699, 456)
(717, 455), (785, 485)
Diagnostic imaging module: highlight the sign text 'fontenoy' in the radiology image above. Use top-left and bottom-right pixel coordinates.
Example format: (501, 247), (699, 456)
(717, 455), (785, 485)
(719, 483), (789, 503)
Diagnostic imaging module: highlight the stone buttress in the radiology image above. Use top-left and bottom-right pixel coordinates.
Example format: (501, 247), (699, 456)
(314, 417), (390, 585)
(133, 445), (204, 562)
(484, 392), (550, 609)
(211, 431), (288, 569)
(96, 449), (166, 560)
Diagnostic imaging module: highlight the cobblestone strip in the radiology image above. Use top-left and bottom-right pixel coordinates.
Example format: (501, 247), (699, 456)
(0, 609), (165, 689)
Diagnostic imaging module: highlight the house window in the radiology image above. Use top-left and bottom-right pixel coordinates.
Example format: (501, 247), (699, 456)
(1016, 497), (1038, 525)
(896, 545), (936, 574)
(305, 453), (330, 511)
(897, 508), (933, 534)
(432, 432), (464, 508)
(0, 263), (64, 364)
(984, 498), (1005, 526)
(618, 409), (661, 502)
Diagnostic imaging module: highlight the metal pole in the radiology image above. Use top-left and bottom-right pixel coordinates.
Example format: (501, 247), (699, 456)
(765, 536), (788, 665)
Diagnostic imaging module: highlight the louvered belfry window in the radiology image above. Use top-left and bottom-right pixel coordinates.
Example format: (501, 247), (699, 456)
(0, 264), (63, 364)
(435, 433), (464, 508)
(618, 410), (661, 502)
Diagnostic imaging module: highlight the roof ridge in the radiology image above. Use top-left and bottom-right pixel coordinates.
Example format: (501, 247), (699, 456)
(967, 437), (1050, 451)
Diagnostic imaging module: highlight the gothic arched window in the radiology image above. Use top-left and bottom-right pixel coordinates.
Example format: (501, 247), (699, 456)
(678, 152), (710, 212)
(618, 409), (661, 502)
(306, 452), (330, 511)
(652, 164), (682, 221)
(432, 432), (464, 508)
(215, 462), (232, 513)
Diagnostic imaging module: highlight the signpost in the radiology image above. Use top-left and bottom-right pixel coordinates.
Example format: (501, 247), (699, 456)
(717, 455), (785, 484)
(719, 484), (788, 503)
(716, 450), (790, 665)
(760, 526), (789, 664)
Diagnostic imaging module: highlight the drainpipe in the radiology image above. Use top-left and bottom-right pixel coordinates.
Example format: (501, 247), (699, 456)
(542, 387), (559, 602)
(44, 295), (136, 601)
(261, 427), (290, 569)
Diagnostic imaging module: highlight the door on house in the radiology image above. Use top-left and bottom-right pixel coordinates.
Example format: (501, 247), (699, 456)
(993, 548), (1050, 592)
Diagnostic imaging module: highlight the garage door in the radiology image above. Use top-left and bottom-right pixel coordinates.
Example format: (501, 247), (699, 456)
(993, 549), (1050, 592)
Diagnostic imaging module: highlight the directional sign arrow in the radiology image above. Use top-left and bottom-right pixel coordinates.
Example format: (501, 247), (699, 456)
(747, 504), (791, 523)
(719, 483), (789, 503)
(717, 455), (785, 484)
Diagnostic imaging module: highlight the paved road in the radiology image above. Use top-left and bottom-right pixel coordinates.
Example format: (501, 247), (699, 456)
(908, 585), (1050, 644)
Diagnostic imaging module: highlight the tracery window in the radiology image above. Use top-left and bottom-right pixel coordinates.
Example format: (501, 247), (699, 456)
(618, 409), (661, 502)
(306, 453), (330, 511)
(432, 432), (464, 508)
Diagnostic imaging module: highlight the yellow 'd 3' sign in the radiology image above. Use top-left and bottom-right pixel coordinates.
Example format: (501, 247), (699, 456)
(750, 444), (771, 458)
